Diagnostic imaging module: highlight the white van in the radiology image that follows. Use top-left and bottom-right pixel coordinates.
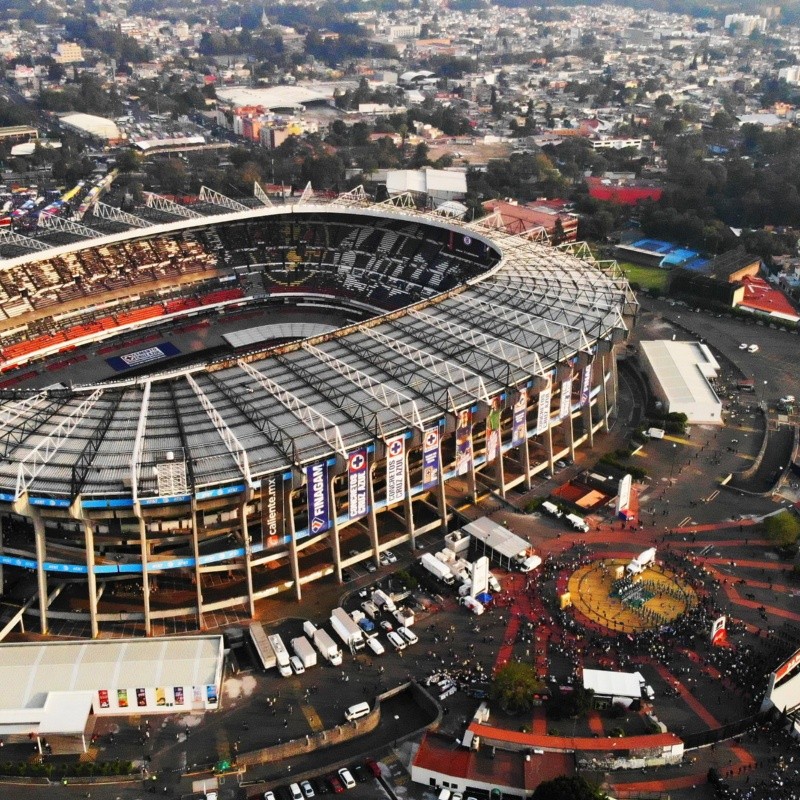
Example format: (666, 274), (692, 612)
(345, 701), (371, 722)
(289, 655), (305, 675)
(398, 626), (418, 645)
(541, 501), (563, 518)
(565, 513), (589, 533)
(366, 636), (385, 656)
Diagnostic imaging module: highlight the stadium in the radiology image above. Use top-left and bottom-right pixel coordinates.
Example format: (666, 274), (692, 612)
(0, 187), (637, 637)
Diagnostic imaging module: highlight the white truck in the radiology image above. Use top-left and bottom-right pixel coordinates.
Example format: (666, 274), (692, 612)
(460, 595), (485, 615)
(267, 633), (293, 677)
(372, 589), (397, 612)
(515, 551), (542, 572)
(290, 635), (317, 669)
(361, 600), (379, 620)
(311, 626), (343, 666)
(541, 500), (563, 518)
(393, 606), (415, 628)
(565, 513), (590, 533)
(420, 552), (456, 585)
(330, 607), (365, 652)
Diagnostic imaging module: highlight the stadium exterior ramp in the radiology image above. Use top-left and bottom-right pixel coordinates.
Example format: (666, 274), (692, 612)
(0, 198), (637, 637)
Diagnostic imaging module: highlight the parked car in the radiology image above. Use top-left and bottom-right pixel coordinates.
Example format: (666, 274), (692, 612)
(263, 792), (276, 800)
(748, 344), (759, 353)
(739, 342), (748, 350)
(326, 774), (344, 794)
(398, 626), (418, 645)
(366, 636), (385, 656)
(350, 764), (369, 783)
(289, 784), (303, 800)
(365, 561), (377, 573)
(338, 768), (356, 789)
(300, 780), (315, 798)
(379, 620), (393, 632)
(365, 758), (381, 778)
(387, 630), (406, 650)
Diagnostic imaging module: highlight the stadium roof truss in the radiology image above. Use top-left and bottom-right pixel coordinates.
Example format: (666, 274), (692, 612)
(0, 200), (636, 501)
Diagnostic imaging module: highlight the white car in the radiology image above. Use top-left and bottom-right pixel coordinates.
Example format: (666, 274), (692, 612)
(747, 344), (759, 353)
(780, 395), (795, 404)
(384, 550), (397, 563)
(300, 780), (315, 798)
(387, 630), (406, 650)
(338, 768), (356, 789)
(366, 636), (385, 656)
(289, 655), (305, 675)
(263, 793), (276, 800)
(739, 342), (748, 350)
(397, 626), (418, 645)
(289, 784), (303, 800)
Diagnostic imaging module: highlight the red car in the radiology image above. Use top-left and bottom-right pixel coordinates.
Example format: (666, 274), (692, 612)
(364, 758), (381, 778)
(326, 774), (345, 794)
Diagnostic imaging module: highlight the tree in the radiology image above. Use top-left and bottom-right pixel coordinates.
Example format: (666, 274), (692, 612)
(532, 775), (608, 800)
(765, 511), (800, 549)
(654, 93), (674, 111)
(490, 661), (546, 714)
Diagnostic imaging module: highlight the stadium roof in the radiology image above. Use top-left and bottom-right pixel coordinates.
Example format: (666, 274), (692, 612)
(0, 202), (635, 503)
(59, 113), (121, 141)
(216, 85), (333, 110)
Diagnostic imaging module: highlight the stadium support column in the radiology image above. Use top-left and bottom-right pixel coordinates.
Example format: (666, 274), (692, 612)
(519, 427), (532, 490)
(545, 419), (555, 475)
(239, 495), (255, 619)
(494, 443), (506, 499)
(83, 519), (99, 639)
(582, 364), (595, 450)
(434, 447), (448, 535)
(189, 500), (205, 630)
(403, 450), (416, 549)
(134, 510), (152, 636)
(32, 510), (48, 635)
(564, 404), (575, 461)
(366, 465), (380, 565)
(328, 472), (342, 584)
(598, 350), (611, 434)
(286, 489), (302, 601)
(0, 515), (4, 593)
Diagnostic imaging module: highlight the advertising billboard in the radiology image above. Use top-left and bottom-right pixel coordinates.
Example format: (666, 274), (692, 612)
(260, 473), (284, 548)
(511, 388), (527, 447)
(305, 462), (330, 535)
(455, 409), (473, 476)
(348, 449), (369, 521)
(386, 435), (405, 505)
(536, 378), (552, 436)
(422, 427), (440, 490)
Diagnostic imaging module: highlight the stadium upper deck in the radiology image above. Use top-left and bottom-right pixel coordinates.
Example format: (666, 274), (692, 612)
(0, 194), (637, 636)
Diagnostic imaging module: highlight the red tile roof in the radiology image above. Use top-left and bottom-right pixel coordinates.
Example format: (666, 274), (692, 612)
(738, 276), (800, 321)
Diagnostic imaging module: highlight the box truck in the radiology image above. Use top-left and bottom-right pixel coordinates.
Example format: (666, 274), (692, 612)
(267, 634), (293, 677)
(312, 627), (343, 666)
(330, 607), (365, 652)
(291, 635), (317, 669)
(420, 552), (455, 585)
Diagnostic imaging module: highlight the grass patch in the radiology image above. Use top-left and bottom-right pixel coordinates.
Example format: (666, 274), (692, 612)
(617, 262), (670, 292)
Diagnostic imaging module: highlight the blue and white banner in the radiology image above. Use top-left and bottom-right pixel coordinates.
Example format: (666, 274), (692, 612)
(580, 364), (593, 408)
(511, 388), (527, 447)
(305, 462), (330, 535)
(422, 427), (440, 490)
(536, 378), (552, 435)
(261, 474), (284, 548)
(559, 376), (573, 420)
(386, 435), (405, 505)
(348, 449), (369, 521)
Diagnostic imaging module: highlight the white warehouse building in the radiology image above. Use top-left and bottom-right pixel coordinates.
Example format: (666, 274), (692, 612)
(638, 339), (723, 424)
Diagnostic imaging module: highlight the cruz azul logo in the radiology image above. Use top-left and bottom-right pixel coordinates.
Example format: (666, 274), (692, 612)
(424, 429), (438, 449)
(348, 449), (368, 520)
(389, 439), (403, 457)
(349, 451), (366, 472)
(306, 462), (330, 534)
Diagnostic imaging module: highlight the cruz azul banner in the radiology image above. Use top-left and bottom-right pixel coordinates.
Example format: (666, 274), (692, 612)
(559, 376), (572, 420)
(511, 388), (527, 447)
(386, 435), (406, 505)
(580, 364), (593, 408)
(536, 378), (552, 436)
(422, 427), (440, 490)
(260, 473), (285, 548)
(348, 449), (369, 521)
(305, 462), (330, 535)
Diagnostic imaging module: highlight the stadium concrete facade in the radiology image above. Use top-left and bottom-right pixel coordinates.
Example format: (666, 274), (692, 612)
(0, 193), (637, 636)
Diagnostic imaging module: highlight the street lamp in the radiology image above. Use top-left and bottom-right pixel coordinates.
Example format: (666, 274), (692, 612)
(669, 443), (677, 481)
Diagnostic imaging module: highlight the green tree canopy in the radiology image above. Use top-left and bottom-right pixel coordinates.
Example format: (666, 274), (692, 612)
(490, 661), (546, 714)
(765, 511), (800, 548)
(532, 775), (608, 800)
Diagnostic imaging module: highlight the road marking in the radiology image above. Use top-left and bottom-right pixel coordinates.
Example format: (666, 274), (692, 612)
(678, 516), (692, 527)
(706, 490), (720, 503)
(663, 435), (699, 447)
(301, 704), (324, 732)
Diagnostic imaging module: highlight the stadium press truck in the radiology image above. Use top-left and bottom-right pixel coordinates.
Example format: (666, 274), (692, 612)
(420, 552), (456, 585)
(267, 634), (293, 677)
(330, 607), (365, 652)
(303, 622), (343, 666)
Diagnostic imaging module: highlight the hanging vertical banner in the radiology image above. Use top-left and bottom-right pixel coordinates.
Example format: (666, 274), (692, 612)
(536, 378), (552, 435)
(580, 364), (593, 408)
(386, 435), (406, 505)
(422, 427), (440, 490)
(173, 686), (184, 705)
(559, 376), (573, 420)
(260, 474), (285, 548)
(305, 461), (330, 535)
(98, 689), (109, 709)
(512, 388), (528, 447)
(485, 397), (502, 463)
(455, 409), (473, 475)
(348, 449), (369, 521)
